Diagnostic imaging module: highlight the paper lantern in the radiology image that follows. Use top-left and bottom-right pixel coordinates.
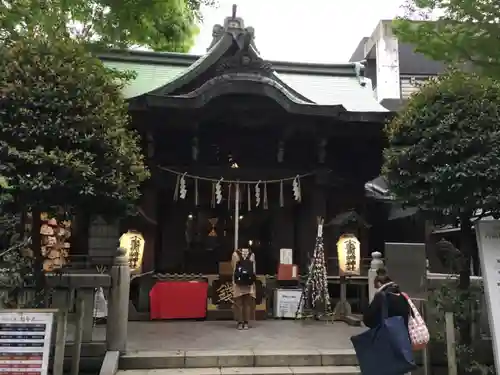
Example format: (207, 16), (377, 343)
(119, 230), (145, 273)
(337, 233), (361, 276)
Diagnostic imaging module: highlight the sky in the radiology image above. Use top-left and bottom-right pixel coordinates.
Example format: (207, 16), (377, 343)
(191, 0), (406, 63)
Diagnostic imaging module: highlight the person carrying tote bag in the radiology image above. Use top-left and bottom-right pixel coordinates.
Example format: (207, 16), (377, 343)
(351, 269), (417, 375)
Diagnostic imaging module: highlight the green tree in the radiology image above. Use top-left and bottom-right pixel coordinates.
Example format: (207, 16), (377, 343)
(393, 0), (500, 78)
(383, 70), (500, 345)
(0, 0), (216, 52)
(0, 35), (150, 294)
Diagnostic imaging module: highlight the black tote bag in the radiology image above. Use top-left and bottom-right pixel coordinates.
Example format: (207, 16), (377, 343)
(350, 292), (417, 375)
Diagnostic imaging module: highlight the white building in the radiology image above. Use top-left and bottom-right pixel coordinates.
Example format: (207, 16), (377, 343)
(350, 20), (446, 110)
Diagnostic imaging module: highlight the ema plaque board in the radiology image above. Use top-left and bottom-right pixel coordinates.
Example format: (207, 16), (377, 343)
(0, 310), (54, 375)
(475, 219), (500, 371)
(384, 242), (427, 300)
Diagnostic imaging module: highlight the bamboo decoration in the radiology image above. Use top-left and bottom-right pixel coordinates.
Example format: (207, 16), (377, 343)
(40, 215), (71, 272)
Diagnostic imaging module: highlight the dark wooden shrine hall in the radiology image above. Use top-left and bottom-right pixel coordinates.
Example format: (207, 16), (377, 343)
(100, 6), (394, 277)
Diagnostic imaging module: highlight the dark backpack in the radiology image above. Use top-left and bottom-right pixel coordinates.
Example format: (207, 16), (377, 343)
(234, 251), (256, 286)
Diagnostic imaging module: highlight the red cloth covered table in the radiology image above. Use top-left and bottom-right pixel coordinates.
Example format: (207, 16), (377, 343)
(149, 280), (208, 320)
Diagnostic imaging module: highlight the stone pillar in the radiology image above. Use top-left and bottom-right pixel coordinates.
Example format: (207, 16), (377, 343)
(106, 247), (130, 352)
(368, 251), (384, 302)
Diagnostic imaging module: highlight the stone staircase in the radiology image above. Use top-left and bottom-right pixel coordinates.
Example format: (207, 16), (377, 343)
(117, 349), (360, 375)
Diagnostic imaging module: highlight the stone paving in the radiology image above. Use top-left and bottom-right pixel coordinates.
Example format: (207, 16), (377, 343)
(88, 320), (365, 351)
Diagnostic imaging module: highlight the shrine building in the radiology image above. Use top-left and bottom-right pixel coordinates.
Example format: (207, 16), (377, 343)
(88, 7), (419, 319)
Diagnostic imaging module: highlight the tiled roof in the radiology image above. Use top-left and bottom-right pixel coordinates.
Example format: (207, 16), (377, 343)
(99, 8), (390, 115)
(101, 51), (388, 113)
(276, 73), (387, 112)
(104, 60), (186, 99)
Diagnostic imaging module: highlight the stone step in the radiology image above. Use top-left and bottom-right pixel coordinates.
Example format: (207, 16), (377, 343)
(120, 349), (357, 370)
(118, 366), (361, 375)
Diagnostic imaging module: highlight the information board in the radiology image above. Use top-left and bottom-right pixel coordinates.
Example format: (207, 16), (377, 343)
(384, 242), (427, 300)
(475, 219), (500, 372)
(0, 310), (54, 375)
(273, 289), (303, 319)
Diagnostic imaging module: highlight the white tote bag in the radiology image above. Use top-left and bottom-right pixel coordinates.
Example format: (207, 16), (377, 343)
(403, 292), (429, 350)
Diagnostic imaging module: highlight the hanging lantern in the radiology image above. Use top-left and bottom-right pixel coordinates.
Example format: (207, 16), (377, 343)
(119, 230), (146, 273)
(337, 233), (361, 276)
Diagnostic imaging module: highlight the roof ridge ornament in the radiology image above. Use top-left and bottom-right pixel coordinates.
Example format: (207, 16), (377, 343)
(207, 4), (247, 51)
(224, 4), (245, 30)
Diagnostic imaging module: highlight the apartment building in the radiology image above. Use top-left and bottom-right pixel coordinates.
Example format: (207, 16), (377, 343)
(350, 20), (445, 110)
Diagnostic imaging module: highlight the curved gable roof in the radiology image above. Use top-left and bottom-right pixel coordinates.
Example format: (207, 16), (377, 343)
(136, 26), (316, 106)
(99, 7), (390, 118)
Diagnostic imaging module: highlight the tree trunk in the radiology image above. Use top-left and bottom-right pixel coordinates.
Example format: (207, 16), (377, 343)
(31, 209), (44, 307)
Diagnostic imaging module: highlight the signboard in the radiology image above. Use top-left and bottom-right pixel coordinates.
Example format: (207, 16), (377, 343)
(280, 249), (293, 265)
(0, 310), (54, 375)
(88, 216), (119, 257)
(213, 277), (234, 307)
(475, 219), (500, 371)
(273, 289), (303, 319)
(384, 242), (427, 300)
(208, 276), (265, 311)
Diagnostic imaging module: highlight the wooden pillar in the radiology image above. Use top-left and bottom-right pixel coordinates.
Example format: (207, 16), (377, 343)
(154, 188), (166, 272)
(297, 170), (328, 272)
(272, 206), (294, 269)
(313, 170), (329, 256)
(360, 202), (370, 263)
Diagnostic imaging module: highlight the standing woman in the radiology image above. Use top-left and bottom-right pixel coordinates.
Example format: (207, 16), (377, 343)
(232, 248), (256, 330)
